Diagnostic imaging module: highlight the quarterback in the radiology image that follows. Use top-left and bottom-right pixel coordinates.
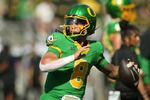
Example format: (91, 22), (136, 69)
(39, 4), (140, 100)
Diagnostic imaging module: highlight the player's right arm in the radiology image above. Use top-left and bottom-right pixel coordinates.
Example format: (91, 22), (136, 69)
(39, 45), (89, 72)
(94, 42), (140, 81)
(93, 41), (119, 79)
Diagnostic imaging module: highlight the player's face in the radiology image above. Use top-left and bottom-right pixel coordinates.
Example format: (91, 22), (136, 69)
(129, 31), (140, 46)
(65, 18), (87, 35)
(69, 24), (84, 34)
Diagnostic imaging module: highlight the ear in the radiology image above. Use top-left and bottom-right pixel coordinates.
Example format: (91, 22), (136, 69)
(124, 37), (129, 44)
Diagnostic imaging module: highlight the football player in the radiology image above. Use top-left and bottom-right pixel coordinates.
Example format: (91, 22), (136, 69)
(39, 4), (140, 100)
(102, 0), (136, 56)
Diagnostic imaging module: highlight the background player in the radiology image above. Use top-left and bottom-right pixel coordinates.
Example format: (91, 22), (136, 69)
(102, 0), (136, 57)
(104, 0), (150, 98)
(112, 23), (149, 100)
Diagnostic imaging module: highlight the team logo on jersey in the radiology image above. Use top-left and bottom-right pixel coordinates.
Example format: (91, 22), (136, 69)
(47, 35), (55, 45)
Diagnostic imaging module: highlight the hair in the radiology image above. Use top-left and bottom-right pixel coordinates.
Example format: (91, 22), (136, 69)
(119, 21), (139, 42)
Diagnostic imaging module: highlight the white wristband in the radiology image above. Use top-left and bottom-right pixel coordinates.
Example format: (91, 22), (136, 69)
(39, 55), (75, 72)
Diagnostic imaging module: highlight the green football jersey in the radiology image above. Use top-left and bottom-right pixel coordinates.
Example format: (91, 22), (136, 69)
(40, 32), (108, 100)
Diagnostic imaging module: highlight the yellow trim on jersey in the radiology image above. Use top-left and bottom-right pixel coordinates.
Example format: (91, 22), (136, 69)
(74, 41), (82, 49)
(73, 41), (90, 55)
(49, 46), (62, 57)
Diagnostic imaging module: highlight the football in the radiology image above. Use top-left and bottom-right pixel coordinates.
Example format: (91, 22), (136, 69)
(119, 60), (139, 88)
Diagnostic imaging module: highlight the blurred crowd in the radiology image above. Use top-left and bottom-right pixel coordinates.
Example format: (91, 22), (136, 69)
(0, 0), (150, 100)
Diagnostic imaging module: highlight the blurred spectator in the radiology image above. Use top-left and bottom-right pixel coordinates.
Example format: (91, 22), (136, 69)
(102, 20), (121, 56)
(102, 0), (137, 57)
(0, 44), (16, 100)
(33, 0), (57, 56)
(111, 23), (149, 100)
(136, 3), (150, 32)
(140, 27), (150, 60)
(102, 1), (137, 98)
(140, 26), (150, 97)
(24, 44), (42, 100)
(34, 0), (56, 38)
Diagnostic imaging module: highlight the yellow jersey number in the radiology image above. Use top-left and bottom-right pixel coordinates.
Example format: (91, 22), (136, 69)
(70, 59), (88, 89)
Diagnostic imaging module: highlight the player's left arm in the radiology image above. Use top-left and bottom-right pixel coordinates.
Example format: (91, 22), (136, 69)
(94, 55), (119, 79)
(100, 63), (119, 79)
(94, 42), (119, 79)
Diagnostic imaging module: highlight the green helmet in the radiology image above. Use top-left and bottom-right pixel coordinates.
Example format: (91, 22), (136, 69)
(63, 4), (96, 38)
(106, 0), (136, 22)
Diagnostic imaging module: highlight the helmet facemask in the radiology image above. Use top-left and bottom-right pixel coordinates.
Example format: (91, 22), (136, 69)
(63, 16), (90, 38)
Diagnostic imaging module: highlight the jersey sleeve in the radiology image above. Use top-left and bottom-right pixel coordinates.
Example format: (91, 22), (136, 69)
(47, 47), (61, 57)
(95, 54), (109, 69)
(46, 32), (63, 57)
(94, 42), (109, 69)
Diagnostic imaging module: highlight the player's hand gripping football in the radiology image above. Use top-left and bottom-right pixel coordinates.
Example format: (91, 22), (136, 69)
(74, 45), (90, 60)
